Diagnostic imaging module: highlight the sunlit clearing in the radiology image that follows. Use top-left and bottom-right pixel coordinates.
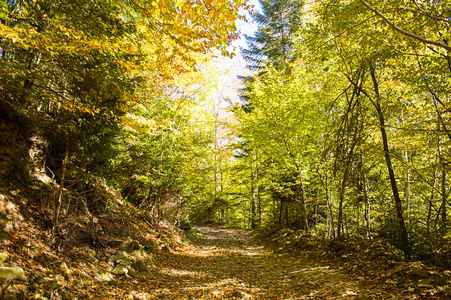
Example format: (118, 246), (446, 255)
(162, 268), (207, 278)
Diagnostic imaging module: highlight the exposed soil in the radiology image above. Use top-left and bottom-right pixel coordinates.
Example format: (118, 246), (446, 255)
(131, 226), (375, 299)
(6, 223), (451, 299)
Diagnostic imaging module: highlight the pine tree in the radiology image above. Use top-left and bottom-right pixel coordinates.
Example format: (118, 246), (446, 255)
(241, 0), (304, 71)
(235, 0), (305, 228)
(239, 0), (304, 111)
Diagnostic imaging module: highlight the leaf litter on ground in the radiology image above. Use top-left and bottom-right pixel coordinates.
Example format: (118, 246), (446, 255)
(5, 222), (451, 299)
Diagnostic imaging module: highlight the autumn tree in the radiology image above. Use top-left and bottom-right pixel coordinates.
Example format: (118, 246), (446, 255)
(234, 0), (306, 228)
(286, 0), (451, 258)
(230, 0), (451, 263)
(0, 0), (249, 234)
(234, 63), (329, 230)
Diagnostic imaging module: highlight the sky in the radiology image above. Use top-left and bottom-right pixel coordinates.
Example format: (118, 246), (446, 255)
(209, 0), (260, 108)
(221, 0), (261, 78)
(232, 0), (261, 51)
(203, 0), (261, 146)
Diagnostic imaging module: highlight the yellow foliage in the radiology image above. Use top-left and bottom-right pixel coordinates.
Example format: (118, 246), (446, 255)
(0, 0), (249, 117)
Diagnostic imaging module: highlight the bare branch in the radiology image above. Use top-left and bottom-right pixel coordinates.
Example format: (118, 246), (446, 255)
(358, 0), (451, 52)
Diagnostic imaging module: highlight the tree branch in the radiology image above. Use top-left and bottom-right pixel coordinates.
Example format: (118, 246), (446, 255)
(358, 0), (451, 52)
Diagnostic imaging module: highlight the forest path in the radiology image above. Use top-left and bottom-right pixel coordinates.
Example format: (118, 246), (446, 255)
(146, 226), (367, 299)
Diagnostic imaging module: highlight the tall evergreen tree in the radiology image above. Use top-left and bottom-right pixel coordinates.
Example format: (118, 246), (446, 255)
(239, 0), (304, 111)
(235, 0), (305, 228)
(241, 0), (304, 71)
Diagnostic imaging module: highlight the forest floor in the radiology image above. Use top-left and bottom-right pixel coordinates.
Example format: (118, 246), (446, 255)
(4, 218), (451, 299)
(124, 226), (446, 300)
(149, 226), (362, 299)
(3, 179), (449, 299)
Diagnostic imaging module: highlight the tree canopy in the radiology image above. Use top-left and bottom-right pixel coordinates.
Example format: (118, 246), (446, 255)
(3, 0), (451, 273)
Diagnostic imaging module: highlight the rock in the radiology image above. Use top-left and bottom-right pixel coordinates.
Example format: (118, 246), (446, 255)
(127, 267), (137, 277)
(121, 240), (143, 253)
(104, 265), (113, 273)
(87, 256), (99, 265)
(411, 268), (429, 278)
(18, 272), (28, 282)
(131, 249), (155, 272)
(9, 285), (28, 298)
(3, 222), (14, 234)
(432, 276), (448, 286)
(40, 276), (62, 290)
(132, 249), (151, 260)
(136, 272), (155, 281)
(115, 251), (128, 260)
(232, 290), (250, 299)
(112, 266), (128, 276)
(99, 273), (115, 282)
(108, 255), (117, 263)
(116, 258), (134, 266)
(87, 249), (96, 257)
(0, 267), (23, 281)
(132, 261), (151, 273)
(0, 252), (8, 263)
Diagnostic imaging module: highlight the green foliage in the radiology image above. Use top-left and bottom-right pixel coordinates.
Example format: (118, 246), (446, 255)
(242, 0), (304, 71)
(226, 0), (451, 265)
(177, 216), (192, 231)
(4, 0), (451, 269)
(0, 0), (248, 236)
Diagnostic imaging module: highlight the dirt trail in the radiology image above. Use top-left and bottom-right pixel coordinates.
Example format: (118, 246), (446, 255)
(134, 226), (369, 299)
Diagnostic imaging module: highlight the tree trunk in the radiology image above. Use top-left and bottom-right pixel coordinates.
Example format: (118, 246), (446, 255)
(325, 167), (335, 238)
(427, 128), (440, 237)
(401, 110), (411, 221)
(440, 169), (447, 235)
(53, 135), (69, 237)
(359, 152), (371, 238)
(256, 159), (261, 227)
(337, 148), (355, 237)
(299, 178), (308, 231)
(250, 159), (257, 228)
(370, 67), (410, 258)
(322, 136), (335, 238)
(337, 180), (345, 237)
(293, 160), (308, 231)
(278, 198), (283, 225)
(427, 165), (438, 238)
